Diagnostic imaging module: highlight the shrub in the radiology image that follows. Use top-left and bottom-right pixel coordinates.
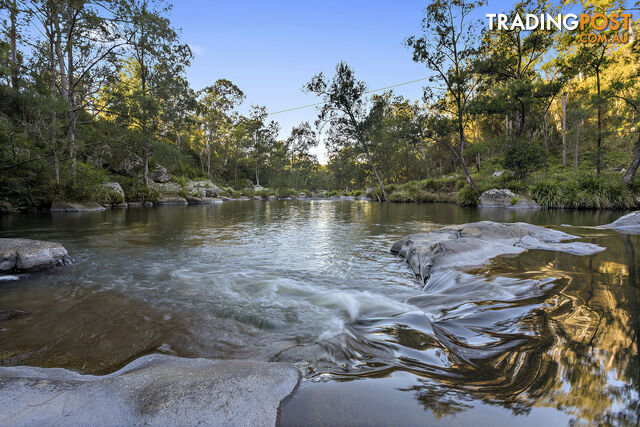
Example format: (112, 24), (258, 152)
(457, 184), (480, 206)
(116, 176), (161, 202)
(387, 189), (413, 202)
(504, 141), (547, 179)
(530, 179), (566, 208)
(511, 196), (519, 205)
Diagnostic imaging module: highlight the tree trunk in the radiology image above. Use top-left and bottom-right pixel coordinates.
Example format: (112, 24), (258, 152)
(206, 144), (211, 177)
(596, 69), (602, 175)
(574, 124), (580, 173)
(66, 4), (76, 177)
(623, 130), (640, 184)
(9, 0), (18, 89)
(561, 79), (571, 167)
(143, 147), (150, 185)
(458, 115), (478, 192)
(367, 153), (386, 200)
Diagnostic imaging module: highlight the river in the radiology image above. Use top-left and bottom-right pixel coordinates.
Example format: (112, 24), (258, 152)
(1, 201), (638, 426)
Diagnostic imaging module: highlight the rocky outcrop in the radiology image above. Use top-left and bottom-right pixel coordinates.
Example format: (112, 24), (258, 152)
(0, 238), (74, 273)
(186, 180), (221, 198)
(113, 153), (143, 177)
(479, 189), (540, 209)
(492, 170), (505, 177)
(155, 195), (188, 205)
(391, 221), (604, 283)
(149, 182), (182, 194)
(0, 354), (299, 426)
(50, 201), (106, 212)
(150, 166), (170, 183)
(598, 210), (640, 234)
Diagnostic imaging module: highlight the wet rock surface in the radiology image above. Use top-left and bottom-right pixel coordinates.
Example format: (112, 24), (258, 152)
(598, 210), (640, 234)
(391, 221), (604, 283)
(0, 238), (74, 273)
(0, 354), (299, 426)
(479, 189), (540, 209)
(50, 201), (106, 212)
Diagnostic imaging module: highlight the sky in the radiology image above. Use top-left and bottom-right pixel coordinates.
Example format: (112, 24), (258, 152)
(166, 0), (539, 162)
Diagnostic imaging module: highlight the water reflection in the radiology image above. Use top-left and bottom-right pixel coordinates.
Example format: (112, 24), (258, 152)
(0, 202), (638, 425)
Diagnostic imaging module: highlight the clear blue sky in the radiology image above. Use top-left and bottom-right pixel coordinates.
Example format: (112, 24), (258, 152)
(166, 0), (532, 161)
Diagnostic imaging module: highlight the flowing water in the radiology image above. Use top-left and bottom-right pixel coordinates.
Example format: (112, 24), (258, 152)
(0, 201), (638, 425)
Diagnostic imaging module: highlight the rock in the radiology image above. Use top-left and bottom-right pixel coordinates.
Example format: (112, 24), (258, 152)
(268, 195), (277, 200)
(479, 189), (540, 209)
(0, 238), (74, 273)
(0, 309), (29, 321)
(155, 195), (188, 205)
(149, 166), (170, 183)
(220, 196), (233, 201)
(298, 192), (307, 199)
(252, 195), (263, 200)
(127, 202), (142, 208)
(253, 185), (265, 192)
(492, 170), (505, 177)
(391, 221), (604, 283)
(185, 180), (221, 198)
(0, 354), (299, 426)
(50, 201), (106, 212)
(101, 182), (125, 202)
(186, 196), (222, 204)
(598, 211), (640, 234)
(149, 182), (182, 194)
(114, 153), (143, 177)
(143, 202), (153, 207)
(114, 203), (128, 209)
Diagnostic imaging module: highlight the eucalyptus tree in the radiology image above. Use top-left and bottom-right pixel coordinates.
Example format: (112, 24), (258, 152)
(305, 62), (388, 199)
(406, 0), (483, 191)
(197, 79), (244, 177)
(287, 121), (317, 187)
(246, 105), (278, 187)
(120, 0), (191, 184)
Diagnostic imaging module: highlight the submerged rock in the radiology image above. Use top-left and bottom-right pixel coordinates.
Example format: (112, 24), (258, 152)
(0, 238), (74, 273)
(186, 196), (222, 204)
(391, 221), (604, 283)
(479, 189), (540, 209)
(598, 210), (640, 234)
(50, 201), (106, 212)
(0, 309), (29, 321)
(0, 354), (299, 426)
(155, 195), (188, 205)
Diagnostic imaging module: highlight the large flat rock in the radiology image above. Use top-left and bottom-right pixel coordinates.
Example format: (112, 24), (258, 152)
(0, 354), (300, 426)
(50, 201), (106, 212)
(0, 238), (73, 273)
(598, 210), (640, 234)
(391, 221), (604, 283)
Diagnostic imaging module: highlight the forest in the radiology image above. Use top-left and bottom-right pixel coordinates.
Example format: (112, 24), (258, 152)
(1, 0), (640, 212)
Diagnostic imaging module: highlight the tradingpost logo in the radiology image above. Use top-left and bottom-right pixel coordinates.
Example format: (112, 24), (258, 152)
(486, 12), (633, 43)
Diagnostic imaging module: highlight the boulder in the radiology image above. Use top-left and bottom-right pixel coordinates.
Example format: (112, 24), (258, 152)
(298, 192), (307, 199)
(186, 196), (222, 204)
(391, 221), (604, 283)
(114, 153), (143, 177)
(252, 195), (263, 200)
(50, 201), (106, 212)
(150, 166), (170, 183)
(155, 195), (188, 205)
(598, 211), (640, 234)
(185, 180), (221, 198)
(101, 182), (125, 202)
(127, 202), (142, 208)
(253, 185), (265, 192)
(479, 189), (540, 209)
(0, 354), (299, 426)
(0, 238), (74, 273)
(357, 195), (372, 201)
(143, 202), (153, 207)
(268, 195), (277, 201)
(492, 170), (505, 177)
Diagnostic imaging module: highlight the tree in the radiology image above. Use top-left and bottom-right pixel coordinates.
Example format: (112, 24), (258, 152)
(287, 121), (317, 188)
(198, 79), (244, 178)
(406, 0), (484, 192)
(121, 0), (191, 185)
(306, 62), (388, 199)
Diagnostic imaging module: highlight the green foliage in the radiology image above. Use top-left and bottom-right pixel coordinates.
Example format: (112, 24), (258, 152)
(510, 196), (519, 205)
(457, 184), (480, 206)
(116, 177), (161, 202)
(504, 141), (548, 179)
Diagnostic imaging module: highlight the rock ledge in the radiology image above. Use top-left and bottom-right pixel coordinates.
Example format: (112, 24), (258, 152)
(0, 238), (73, 272)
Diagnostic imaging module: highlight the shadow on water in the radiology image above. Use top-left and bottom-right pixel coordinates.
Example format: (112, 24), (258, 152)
(1, 202), (638, 425)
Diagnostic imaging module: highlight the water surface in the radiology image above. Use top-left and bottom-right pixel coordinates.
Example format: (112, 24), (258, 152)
(1, 201), (638, 425)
